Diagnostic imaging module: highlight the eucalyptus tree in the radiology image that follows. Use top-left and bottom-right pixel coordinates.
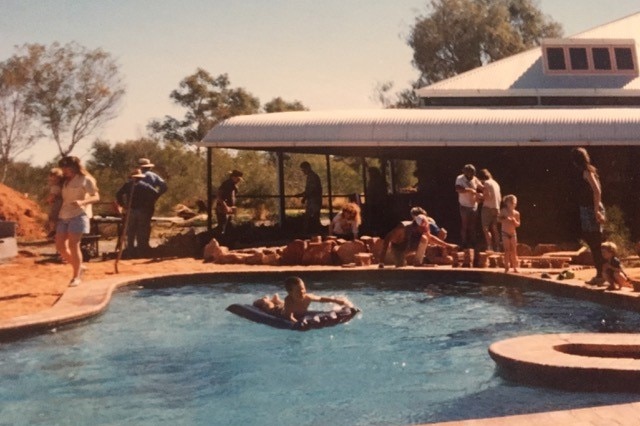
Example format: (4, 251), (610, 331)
(263, 97), (308, 113)
(148, 69), (260, 144)
(408, 0), (563, 85)
(9, 42), (125, 157)
(0, 54), (41, 182)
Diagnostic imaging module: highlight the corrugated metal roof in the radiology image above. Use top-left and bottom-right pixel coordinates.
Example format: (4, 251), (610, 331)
(415, 12), (640, 94)
(198, 108), (640, 149)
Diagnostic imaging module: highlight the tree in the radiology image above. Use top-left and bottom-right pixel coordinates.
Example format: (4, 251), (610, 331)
(0, 54), (41, 182)
(371, 81), (420, 109)
(88, 137), (210, 215)
(263, 97), (308, 113)
(11, 42), (125, 157)
(148, 69), (260, 144)
(408, 0), (563, 85)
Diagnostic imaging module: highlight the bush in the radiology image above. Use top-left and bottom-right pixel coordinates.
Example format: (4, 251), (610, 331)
(603, 205), (633, 258)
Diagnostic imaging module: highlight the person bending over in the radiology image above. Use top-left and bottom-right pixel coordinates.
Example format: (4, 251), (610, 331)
(379, 207), (457, 268)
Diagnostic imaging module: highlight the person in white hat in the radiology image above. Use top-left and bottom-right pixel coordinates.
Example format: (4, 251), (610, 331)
(138, 157), (168, 198)
(134, 158), (167, 248)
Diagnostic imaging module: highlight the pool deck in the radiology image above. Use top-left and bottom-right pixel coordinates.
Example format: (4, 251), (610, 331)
(3, 264), (640, 425)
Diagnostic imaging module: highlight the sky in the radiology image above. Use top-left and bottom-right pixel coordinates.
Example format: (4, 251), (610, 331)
(1, 0), (639, 166)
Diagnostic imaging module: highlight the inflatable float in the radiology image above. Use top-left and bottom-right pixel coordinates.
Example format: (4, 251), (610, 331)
(226, 303), (360, 331)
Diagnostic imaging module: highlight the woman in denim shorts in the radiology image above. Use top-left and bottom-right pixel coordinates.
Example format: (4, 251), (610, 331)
(56, 156), (100, 287)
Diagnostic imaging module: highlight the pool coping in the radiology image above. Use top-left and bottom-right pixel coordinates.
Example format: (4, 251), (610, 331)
(3, 265), (640, 425)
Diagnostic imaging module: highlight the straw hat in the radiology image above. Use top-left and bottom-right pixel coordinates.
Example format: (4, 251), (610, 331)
(130, 168), (146, 178)
(138, 158), (155, 168)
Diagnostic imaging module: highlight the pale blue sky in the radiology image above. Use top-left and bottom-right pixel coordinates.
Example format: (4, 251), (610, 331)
(0, 0), (638, 165)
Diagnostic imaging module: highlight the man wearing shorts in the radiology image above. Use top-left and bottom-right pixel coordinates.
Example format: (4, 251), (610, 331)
(455, 164), (483, 267)
(478, 169), (501, 252)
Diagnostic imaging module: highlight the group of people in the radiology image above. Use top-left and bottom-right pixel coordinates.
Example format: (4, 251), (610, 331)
(48, 156), (167, 287)
(48, 147), (630, 291)
(114, 159), (168, 257)
(454, 163), (521, 272)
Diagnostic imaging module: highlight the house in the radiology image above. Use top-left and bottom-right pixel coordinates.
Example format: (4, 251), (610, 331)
(199, 13), (640, 244)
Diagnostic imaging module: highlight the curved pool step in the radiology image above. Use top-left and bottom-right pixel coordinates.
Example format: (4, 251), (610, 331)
(489, 333), (640, 391)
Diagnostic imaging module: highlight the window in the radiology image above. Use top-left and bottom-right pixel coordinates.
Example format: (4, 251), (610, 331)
(615, 47), (635, 70)
(569, 48), (588, 70)
(592, 47), (611, 70)
(542, 39), (638, 75)
(546, 47), (566, 70)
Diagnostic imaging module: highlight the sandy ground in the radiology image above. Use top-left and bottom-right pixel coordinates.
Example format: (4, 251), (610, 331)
(2, 241), (639, 323)
(0, 242), (245, 321)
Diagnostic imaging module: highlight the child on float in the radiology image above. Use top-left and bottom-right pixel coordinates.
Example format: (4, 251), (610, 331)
(499, 194), (521, 273)
(254, 276), (351, 323)
(601, 241), (632, 291)
(283, 276), (352, 322)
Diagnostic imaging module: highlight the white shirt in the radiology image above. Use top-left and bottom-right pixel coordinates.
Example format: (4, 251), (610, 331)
(455, 174), (481, 208)
(482, 178), (501, 210)
(59, 174), (98, 219)
(331, 211), (358, 236)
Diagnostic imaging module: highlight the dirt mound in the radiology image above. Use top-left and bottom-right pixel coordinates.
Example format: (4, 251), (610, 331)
(0, 183), (46, 240)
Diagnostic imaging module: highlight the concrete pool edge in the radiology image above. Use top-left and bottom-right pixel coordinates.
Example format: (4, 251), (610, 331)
(3, 266), (640, 425)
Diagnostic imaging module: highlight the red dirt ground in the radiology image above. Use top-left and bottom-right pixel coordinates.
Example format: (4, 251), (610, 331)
(0, 183), (47, 240)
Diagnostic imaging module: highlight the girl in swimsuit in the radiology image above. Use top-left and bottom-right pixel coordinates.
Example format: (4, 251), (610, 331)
(499, 195), (521, 273)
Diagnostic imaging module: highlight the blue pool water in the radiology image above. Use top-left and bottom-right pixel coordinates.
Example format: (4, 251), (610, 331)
(1, 278), (640, 426)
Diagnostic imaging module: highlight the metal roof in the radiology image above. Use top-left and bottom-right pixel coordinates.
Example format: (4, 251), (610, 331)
(198, 108), (640, 151)
(416, 12), (640, 95)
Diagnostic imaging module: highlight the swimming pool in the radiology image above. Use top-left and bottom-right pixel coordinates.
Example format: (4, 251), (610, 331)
(1, 277), (639, 425)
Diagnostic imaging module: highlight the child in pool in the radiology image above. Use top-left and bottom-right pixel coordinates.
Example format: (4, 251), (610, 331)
(283, 276), (352, 323)
(601, 241), (632, 291)
(499, 194), (521, 273)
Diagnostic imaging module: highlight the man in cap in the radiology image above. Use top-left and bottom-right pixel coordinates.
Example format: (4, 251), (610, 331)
(215, 169), (243, 234)
(455, 164), (484, 267)
(116, 169), (160, 257)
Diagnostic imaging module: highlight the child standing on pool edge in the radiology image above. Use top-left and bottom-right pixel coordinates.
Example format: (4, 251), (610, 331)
(601, 241), (632, 291)
(499, 195), (521, 273)
(283, 276), (352, 323)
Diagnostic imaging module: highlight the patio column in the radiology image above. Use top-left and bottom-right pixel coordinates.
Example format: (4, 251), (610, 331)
(206, 147), (213, 231)
(277, 151), (286, 228)
(325, 154), (333, 218)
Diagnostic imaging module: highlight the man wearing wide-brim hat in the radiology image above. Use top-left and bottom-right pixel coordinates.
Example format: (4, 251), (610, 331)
(134, 157), (168, 250)
(115, 169), (160, 257)
(138, 157), (168, 198)
(215, 169), (244, 235)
